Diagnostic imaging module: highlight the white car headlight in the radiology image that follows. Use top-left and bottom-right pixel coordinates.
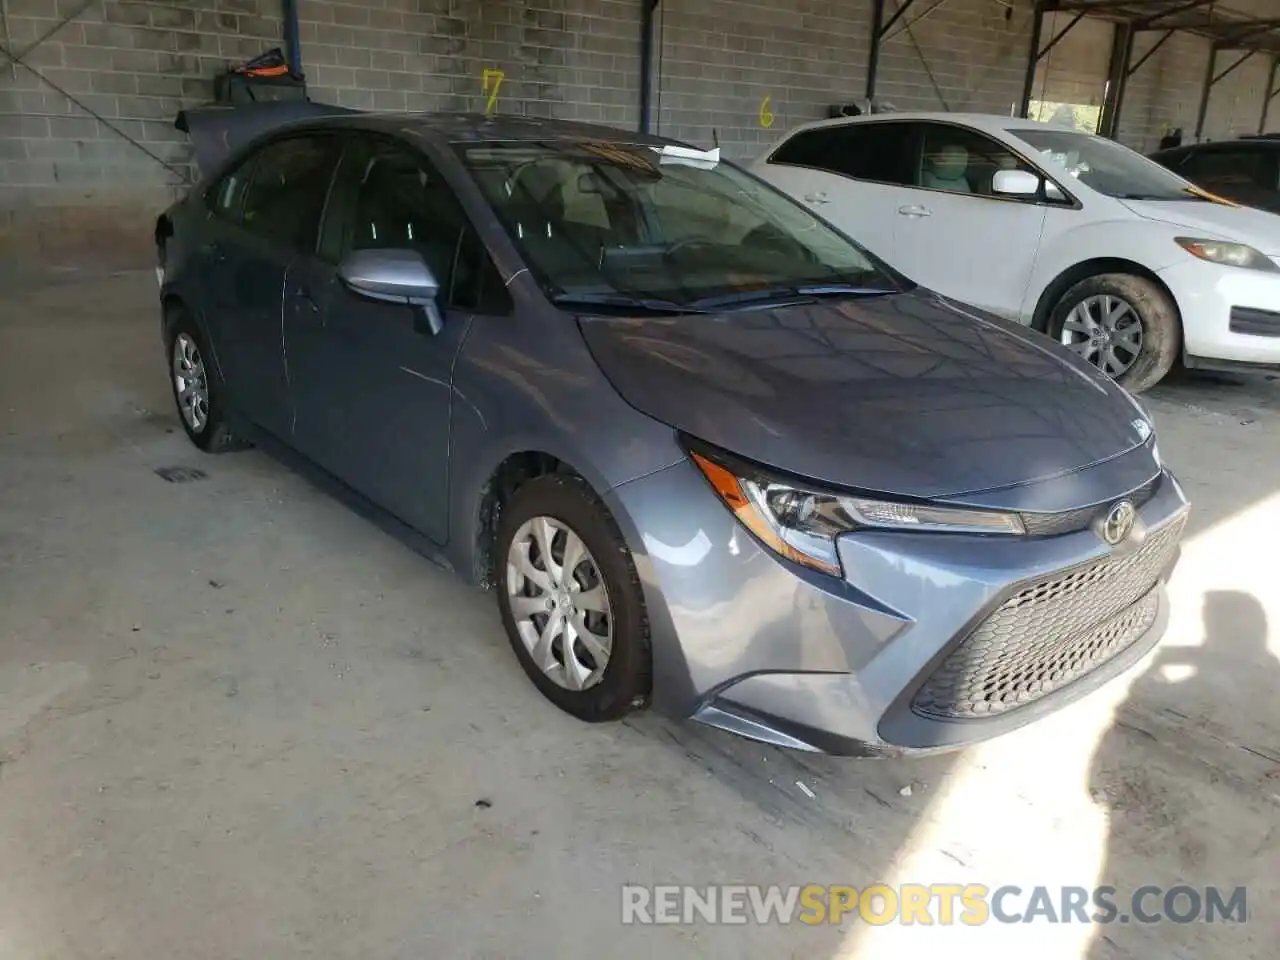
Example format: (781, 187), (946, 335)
(1175, 237), (1278, 273)
(688, 444), (1025, 577)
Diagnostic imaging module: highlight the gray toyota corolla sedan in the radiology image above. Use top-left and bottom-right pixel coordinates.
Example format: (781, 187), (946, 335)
(155, 112), (1189, 756)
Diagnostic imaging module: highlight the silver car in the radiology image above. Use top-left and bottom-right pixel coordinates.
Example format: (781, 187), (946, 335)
(156, 110), (1189, 756)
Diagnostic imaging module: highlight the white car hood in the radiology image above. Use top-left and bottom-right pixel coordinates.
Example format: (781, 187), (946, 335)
(1120, 198), (1280, 254)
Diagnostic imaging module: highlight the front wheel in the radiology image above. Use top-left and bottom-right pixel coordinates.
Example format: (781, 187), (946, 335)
(495, 474), (651, 722)
(1048, 273), (1180, 393)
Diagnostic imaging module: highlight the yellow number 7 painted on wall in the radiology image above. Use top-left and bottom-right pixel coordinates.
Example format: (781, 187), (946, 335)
(482, 68), (505, 115)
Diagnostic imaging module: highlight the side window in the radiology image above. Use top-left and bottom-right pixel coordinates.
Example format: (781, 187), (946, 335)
(913, 124), (1035, 198)
(770, 123), (913, 185)
(322, 136), (510, 314)
(240, 135), (340, 251)
(207, 158), (254, 223)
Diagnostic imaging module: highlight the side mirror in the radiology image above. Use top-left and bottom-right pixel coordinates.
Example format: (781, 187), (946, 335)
(338, 248), (444, 335)
(992, 169), (1042, 197)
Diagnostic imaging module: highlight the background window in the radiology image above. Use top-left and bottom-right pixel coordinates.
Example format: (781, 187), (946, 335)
(241, 135), (340, 251)
(327, 138), (508, 313)
(914, 124), (1033, 197)
(770, 123), (912, 185)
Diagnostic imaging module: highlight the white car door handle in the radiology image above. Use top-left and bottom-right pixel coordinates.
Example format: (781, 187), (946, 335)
(803, 192), (830, 205)
(898, 204), (931, 217)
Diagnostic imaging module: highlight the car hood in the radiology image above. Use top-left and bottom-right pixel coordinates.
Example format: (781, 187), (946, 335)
(579, 291), (1153, 500)
(1120, 197), (1280, 253)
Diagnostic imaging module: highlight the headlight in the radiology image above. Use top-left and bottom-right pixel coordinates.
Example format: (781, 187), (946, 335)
(1175, 237), (1278, 272)
(687, 446), (1025, 577)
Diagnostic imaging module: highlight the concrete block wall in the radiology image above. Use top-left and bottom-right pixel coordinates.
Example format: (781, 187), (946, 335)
(652, 0), (870, 158)
(297, 0), (641, 126)
(0, 0), (1276, 260)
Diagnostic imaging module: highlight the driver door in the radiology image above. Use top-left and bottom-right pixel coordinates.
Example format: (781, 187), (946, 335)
(285, 134), (508, 543)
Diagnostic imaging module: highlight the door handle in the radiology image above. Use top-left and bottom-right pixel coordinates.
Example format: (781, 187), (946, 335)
(803, 192), (830, 205)
(897, 204), (931, 218)
(201, 241), (227, 263)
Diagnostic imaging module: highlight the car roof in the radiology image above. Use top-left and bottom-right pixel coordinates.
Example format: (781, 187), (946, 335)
(770, 111), (1059, 140)
(301, 111), (686, 148)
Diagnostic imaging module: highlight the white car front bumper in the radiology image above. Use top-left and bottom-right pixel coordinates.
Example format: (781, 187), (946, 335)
(1158, 256), (1280, 367)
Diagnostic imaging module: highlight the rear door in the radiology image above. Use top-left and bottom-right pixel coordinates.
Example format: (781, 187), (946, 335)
(753, 121), (913, 264)
(887, 122), (1049, 318)
(286, 133), (512, 543)
(210, 133), (342, 439)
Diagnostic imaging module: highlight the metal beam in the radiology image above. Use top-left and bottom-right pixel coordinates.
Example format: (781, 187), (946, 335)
(1019, 3), (1046, 117)
(1192, 44), (1255, 140)
(1036, 9), (1088, 62)
(866, 0), (887, 100)
(282, 0), (302, 77)
(638, 0), (660, 133)
(879, 0), (922, 39)
(1194, 45), (1216, 139)
(1127, 28), (1173, 75)
(1046, 0), (1171, 11)
(1259, 56), (1280, 134)
(1212, 48), (1255, 84)
(1099, 21), (1134, 138)
(1138, 0), (1215, 28)
(883, 0), (949, 42)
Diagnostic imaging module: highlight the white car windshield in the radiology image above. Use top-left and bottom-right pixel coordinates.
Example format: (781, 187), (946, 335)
(458, 140), (906, 308)
(1010, 127), (1205, 202)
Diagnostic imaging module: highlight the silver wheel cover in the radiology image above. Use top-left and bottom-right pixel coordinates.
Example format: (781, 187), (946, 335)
(506, 515), (613, 691)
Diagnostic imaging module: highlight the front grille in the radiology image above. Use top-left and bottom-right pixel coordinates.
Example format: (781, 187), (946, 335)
(1019, 474), (1160, 537)
(911, 514), (1185, 721)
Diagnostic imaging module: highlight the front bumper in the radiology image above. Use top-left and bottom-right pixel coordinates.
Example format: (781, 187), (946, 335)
(604, 455), (1189, 757)
(1158, 256), (1280, 365)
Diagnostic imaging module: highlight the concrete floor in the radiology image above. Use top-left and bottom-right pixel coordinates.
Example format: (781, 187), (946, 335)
(1, 266), (1277, 960)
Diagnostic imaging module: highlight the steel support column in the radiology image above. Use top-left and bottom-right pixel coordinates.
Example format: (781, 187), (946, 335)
(638, 0), (660, 133)
(865, 0), (888, 101)
(282, 0), (302, 77)
(1099, 21), (1133, 138)
(1018, 3), (1046, 117)
(1260, 56), (1280, 134)
(1196, 46), (1257, 139)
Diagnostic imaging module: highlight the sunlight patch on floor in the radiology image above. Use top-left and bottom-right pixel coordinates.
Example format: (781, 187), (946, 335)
(835, 491), (1280, 959)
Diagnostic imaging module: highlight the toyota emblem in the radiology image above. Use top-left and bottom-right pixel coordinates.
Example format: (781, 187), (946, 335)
(1102, 500), (1136, 545)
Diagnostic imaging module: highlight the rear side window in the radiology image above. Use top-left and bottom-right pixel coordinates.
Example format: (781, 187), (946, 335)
(240, 135), (341, 251)
(207, 159), (253, 222)
(769, 123), (912, 185)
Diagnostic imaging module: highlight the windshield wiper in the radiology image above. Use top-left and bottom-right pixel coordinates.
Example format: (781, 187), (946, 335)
(550, 292), (707, 316)
(690, 283), (897, 310)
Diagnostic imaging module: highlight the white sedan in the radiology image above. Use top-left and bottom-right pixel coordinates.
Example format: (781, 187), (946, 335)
(751, 112), (1280, 392)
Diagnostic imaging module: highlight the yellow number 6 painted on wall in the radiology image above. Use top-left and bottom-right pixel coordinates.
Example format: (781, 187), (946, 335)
(759, 95), (775, 129)
(482, 68), (505, 115)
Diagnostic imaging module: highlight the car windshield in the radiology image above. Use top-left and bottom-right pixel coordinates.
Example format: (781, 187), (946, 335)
(1010, 127), (1204, 202)
(456, 140), (905, 308)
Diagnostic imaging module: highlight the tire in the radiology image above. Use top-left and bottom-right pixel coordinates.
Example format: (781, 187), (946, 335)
(1048, 273), (1180, 394)
(495, 474), (651, 722)
(166, 308), (247, 453)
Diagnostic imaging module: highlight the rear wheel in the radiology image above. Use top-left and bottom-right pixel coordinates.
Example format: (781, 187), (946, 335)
(495, 474), (650, 722)
(167, 310), (246, 452)
(1048, 273), (1180, 393)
